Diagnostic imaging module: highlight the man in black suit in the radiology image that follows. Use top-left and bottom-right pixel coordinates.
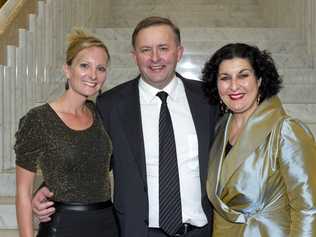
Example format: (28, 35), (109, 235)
(32, 16), (218, 237)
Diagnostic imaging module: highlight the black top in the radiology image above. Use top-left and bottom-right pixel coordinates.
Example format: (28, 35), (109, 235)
(225, 142), (233, 157)
(15, 101), (112, 203)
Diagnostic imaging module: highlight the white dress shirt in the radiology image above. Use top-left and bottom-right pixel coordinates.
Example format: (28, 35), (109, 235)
(139, 76), (208, 228)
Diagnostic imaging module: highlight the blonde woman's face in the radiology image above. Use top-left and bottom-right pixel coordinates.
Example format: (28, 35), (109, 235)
(64, 46), (108, 97)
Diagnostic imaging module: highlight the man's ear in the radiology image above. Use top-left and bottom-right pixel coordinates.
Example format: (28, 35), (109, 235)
(131, 49), (138, 65)
(177, 45), (184, 62)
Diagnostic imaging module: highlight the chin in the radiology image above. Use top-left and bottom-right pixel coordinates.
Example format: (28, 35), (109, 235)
(80, 90), (98, 98)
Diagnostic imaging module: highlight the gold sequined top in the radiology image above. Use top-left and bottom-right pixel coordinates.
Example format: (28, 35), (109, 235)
(15, 101), (112, 203)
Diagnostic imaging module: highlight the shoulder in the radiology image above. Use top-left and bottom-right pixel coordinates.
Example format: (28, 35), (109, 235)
(279, 116), (315, 142)
(96, 78), (139, 117)
(15, 104), (49, 144)
(180, 76), (205, 91)
(98, 78), (139, 102)
(19, 103), (49, 126)
(176, 72), (206, 95)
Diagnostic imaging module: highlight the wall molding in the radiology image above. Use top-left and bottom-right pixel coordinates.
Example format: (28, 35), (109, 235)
(0, 0), (27, 34)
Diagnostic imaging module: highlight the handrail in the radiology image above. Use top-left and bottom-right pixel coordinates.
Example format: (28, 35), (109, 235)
(0, 0), (27, 34)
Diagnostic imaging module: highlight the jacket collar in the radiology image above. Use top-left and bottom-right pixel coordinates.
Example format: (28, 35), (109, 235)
(221, 96), (286, 188)
(207, 96), (287, 223)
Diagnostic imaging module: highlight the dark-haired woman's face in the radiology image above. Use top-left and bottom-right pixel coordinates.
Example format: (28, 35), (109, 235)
(217, 58), (261, 118)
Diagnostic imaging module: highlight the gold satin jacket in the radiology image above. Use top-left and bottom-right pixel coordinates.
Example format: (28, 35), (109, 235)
(206, 96), (316, 237)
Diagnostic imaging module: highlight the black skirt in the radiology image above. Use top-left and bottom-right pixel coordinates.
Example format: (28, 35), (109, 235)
(37, 201), (119, 237)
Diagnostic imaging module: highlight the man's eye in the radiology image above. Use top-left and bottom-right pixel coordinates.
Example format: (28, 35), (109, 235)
(97, 67), (106, 72)
(80, 63), (89, 69)
(141, 48), (151, 53)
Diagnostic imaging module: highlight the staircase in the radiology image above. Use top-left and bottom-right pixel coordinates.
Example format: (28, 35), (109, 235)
(107, 0), (265, 27)
(0, 0), (315, 236)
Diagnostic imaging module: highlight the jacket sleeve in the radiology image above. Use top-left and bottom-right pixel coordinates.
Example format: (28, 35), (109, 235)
(278, 118), (316, 237)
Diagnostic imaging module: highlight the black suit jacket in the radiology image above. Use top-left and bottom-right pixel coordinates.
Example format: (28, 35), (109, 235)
(96, 73), (218, 237)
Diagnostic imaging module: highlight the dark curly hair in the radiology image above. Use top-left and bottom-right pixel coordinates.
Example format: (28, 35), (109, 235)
(201, 43), (282, 110)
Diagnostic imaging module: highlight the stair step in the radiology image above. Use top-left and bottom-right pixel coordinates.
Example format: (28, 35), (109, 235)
(95, 27), (301, 41)
(0, 196), (40, 231)
(107, 16), (265, 27)
(279, 69), (316, 84)
(101, 39), (306, 55)
(0, 196), (16, 229)
(284, 104), (316, 124)
(107, 53), (312, 69)
(0, 171), (16, 196)
(111, 3), (261, 11)
(0, 172), (44, 197)
(107, 68), (316, 84)
(309, 124), (316, 138)
(0, 229), (20, 237)
(112, 0), (259, 5)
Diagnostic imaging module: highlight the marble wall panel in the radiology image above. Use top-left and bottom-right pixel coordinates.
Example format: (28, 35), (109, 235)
(284, 104), (316, 124)
(0, 66), (3, 170)
(2, 66), (13, 169)
(258, 0), (316, 67)
(96, 27), (300, 42)
(0, 202), (16, 229)
(309, 124), (316, 138)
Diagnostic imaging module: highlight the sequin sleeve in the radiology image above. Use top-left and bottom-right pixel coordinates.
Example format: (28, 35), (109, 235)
(14, 108), (44, 172)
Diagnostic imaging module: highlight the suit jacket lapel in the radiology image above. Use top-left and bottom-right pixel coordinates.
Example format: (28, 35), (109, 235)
(181, 77), (211, 189)
(117, 77), (147, 186)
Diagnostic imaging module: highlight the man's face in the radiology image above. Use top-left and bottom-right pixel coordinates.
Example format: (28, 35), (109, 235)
(132, 25), (184, 89)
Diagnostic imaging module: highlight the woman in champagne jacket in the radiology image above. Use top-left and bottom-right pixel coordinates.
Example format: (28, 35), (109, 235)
(202, 43), (316, 237)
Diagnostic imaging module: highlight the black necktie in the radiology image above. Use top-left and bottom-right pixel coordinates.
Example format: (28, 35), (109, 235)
(157, 91), (182, 236)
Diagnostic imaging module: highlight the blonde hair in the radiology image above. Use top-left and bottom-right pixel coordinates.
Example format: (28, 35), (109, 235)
(65, 28), (110, 65)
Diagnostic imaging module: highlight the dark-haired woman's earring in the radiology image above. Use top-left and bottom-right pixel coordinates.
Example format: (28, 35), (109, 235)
(257, 93), (261, 105)
(220, 99), (227, 113)
(65, 79), (69, 90)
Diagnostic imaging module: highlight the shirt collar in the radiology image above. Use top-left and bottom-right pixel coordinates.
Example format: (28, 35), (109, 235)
(139, 76), (179, 103)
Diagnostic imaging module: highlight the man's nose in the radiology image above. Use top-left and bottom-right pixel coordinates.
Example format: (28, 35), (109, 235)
(151, 49), (160, 61)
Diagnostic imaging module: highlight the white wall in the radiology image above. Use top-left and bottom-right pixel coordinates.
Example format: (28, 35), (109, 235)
(258, 0), (316, 67)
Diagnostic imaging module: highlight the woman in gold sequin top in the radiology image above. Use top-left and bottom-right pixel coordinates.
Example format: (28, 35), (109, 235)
(15, 29), (118, 237)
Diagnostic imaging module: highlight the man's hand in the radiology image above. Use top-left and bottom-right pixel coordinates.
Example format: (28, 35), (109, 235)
(32, 187), (55, 222)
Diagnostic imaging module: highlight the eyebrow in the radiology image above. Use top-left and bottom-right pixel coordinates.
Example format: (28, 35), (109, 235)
(239, 68), (253, 73)
(218, 68), (253, 75)
(218, 68), (254, 78)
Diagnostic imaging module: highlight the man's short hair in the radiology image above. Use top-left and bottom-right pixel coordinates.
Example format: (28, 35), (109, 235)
(132, 16), (181, 48)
